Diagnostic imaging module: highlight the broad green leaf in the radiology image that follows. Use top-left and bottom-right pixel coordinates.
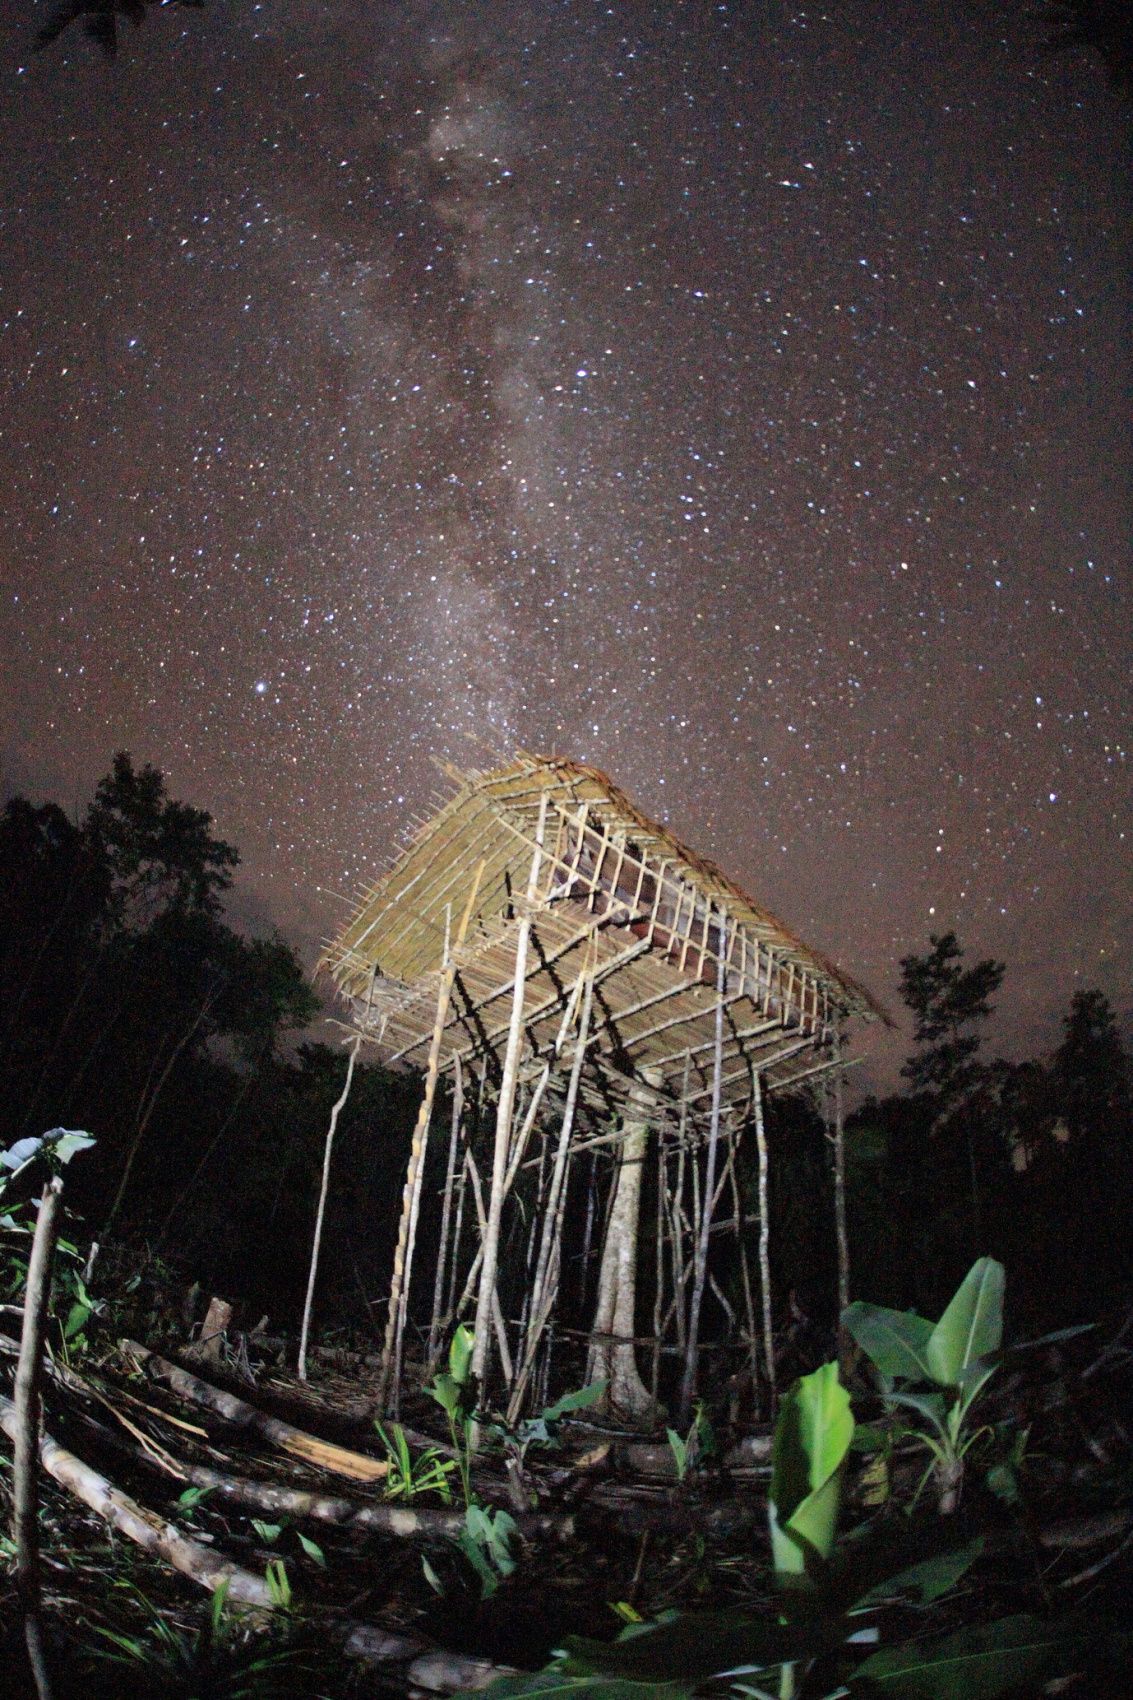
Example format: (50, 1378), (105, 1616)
(770, 1362), (853, 1584)
(47, 1129), (96, 1165)
(561, 1611), (807, 1682)
(427, 1372), (460, 1420)
(476, 1674), (692, 1700)
(296, 1530), (326, 1567)
(843, 1303), (935, 1382)
(64, 1300), (92, 1341)
(1, 1136), (47, 1171)
(925, 1259), (1004, 1388)
(450, 1322), (474, 1387)
(852, 1612), (1071, 1698)
(854, 1538), (984, 1607)
(885, 1390), (949, 1440)
(542, 1381), (607, 1421)
(251, 1519), (283, 1543)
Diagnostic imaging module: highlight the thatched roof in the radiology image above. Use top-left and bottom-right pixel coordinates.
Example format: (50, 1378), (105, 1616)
(322, 753), (884, 1125)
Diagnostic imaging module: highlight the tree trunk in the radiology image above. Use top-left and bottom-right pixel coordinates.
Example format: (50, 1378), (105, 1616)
(587, 1071), (659, 1424)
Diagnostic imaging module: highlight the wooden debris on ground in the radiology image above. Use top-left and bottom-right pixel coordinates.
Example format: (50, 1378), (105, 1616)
(0, 1391), (273, 1608)
(184, 1294), (233, 1367)
(120, 1338), (389, 1482)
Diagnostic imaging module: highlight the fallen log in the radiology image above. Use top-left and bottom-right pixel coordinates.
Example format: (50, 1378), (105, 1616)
(0, 1393), (272, 1608)
(80, 1411), (574, 1543)
(344, 1622), (516, 1692)
(120, 1340), (388, 1483)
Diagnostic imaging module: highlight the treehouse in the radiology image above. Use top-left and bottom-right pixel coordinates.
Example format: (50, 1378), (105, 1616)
(322, 753), (883, 1425)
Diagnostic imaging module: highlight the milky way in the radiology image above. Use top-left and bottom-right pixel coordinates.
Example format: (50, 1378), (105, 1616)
(1, 1), (1128, 1088)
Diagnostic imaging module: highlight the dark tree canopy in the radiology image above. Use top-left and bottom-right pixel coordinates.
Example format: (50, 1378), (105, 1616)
(34, 0), (205, 61)
(899, 931), (1006, 1104)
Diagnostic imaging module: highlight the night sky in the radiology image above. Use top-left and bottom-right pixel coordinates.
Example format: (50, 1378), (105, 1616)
(1, 1), (1128, 1091)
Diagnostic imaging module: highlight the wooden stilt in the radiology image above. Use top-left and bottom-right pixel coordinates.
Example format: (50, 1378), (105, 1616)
(828, 1035), (852, 1376)
(651, 1136), (666, 1404)
(427, 1055), (464, 1369)
(679, 915), (727, 1425)
(299, 1035), (361, 1383)
(508, 972), (594, 1420)
(470, 801), (547, 1413)
(727, 1129), (760, 1410)
(752, 1067), (776, 1413)
(376, 864), (485, 1411)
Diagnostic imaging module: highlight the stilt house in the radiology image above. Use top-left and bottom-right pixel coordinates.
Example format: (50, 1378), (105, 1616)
(322, 753), (882, 1424)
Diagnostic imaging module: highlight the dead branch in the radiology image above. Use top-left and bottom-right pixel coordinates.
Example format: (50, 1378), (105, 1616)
(0, 1393), (272, 1608)
(119, 1340), (388, 1483)
(79, 1409), (573, 1543)
(343, 1622), (516, 1692)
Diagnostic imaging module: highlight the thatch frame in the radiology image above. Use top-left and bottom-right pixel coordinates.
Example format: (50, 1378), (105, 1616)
(320, 752), (884, 1422)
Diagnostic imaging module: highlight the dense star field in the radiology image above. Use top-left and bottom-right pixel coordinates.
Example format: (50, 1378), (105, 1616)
(1, 2), (1128, 1088)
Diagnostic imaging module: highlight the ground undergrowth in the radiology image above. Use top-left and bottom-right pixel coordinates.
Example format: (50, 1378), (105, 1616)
(3, 1276), (1132, 1699)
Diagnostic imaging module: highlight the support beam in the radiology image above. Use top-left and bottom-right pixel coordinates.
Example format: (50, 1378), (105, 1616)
(470, 799), (548, 1411)
(376, 864), (484, 1411)
(678, 915), (727, 1424)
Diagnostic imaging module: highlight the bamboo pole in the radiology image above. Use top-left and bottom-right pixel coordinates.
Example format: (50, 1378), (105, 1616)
(727, 1129), (760, 1408)
(376, 862), (485, 1410)
(577, 1148), (599, 1310)
(470, 798), (547, 1411)
(508, 973), (594, 1420)
(651, 1136), (666, 1403)
(299, 1035), (362, 1383)
(828, 1037), (852, 1375)
(427, 1055), (464, 1366)
(679, 917), (727, 1424)
(752, 1067), (776, 1412)
(123, 1342), (388, 1481)
(443, 1070), (482, 1334)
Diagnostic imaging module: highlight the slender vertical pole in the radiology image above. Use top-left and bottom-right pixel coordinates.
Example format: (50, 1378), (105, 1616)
(578, 1148), (599, 1309)
(14, 1178), (63, 1700)
(651, 1136), (666, 1403)
(470, 798), (547, 1407)
(509, 973), (593, 1419)
(299, 1036), (361, 1382)
(428, 1055), (464, 1365)
(670, 1055), (691, 1349)
(376, 862), (485, 1409)
(679, 916), (727, 1424)
(752, 1067), (777, 1412)
(829, 1036), (851, 1376)
(728, 1129), (760, 1408)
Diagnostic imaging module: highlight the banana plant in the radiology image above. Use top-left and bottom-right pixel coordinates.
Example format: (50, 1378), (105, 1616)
(464, 1356), (1099, 1700)
(768, 1360), (854, 1591)
(843, 1256), (1087, 1514)
(844, 1257), (1004, 1513)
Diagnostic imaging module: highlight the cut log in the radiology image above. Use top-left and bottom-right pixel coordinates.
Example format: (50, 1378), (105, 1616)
(0, 1394), (272, 1608)
(85, 1420), (575, 1544)
(185, 1296), (233, 1367)
(120, 1340), (388, 1483)
(344, 1622), (516, 1692)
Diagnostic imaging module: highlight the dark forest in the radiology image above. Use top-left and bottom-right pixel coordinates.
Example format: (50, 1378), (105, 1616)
(1, 757), (1130, 1697)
